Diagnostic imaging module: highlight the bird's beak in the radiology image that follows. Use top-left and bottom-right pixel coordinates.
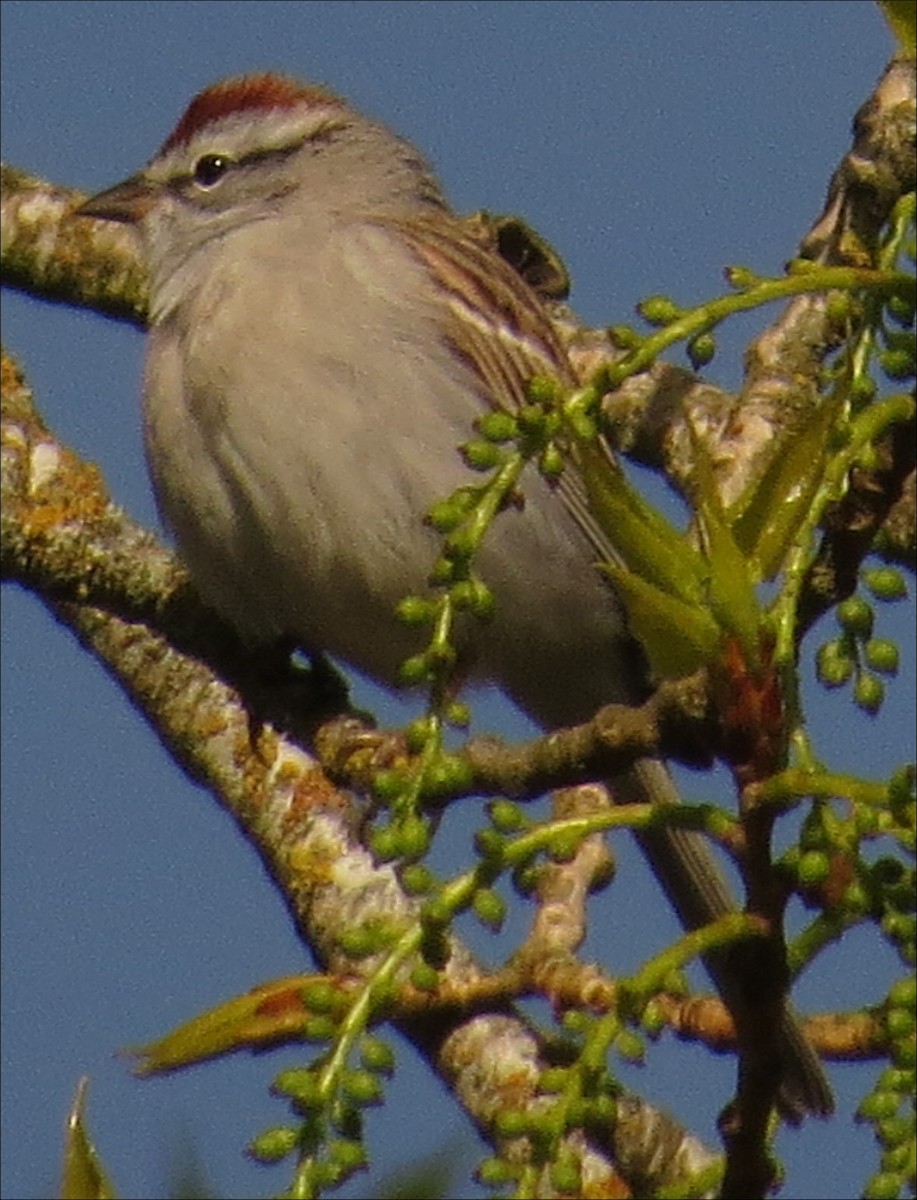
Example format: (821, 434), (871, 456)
(74, 175), (156, 224)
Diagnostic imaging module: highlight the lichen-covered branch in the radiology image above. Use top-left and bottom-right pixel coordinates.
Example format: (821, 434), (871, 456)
(0, 164), (147, 323)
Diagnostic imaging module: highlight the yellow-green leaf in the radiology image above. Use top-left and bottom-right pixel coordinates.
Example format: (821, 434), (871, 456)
(60, 1079), (116, 1200)
(576, 441), (707, 604)
(131, 974), (324, 1074)
(690, 432), (763, 664)
(727, 397), (837, 579)
(603, 567), (721, 679)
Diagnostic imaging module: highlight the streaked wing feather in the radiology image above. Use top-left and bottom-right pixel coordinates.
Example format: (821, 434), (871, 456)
(394, 213), (571, 392)
(392, 213), (626, 569)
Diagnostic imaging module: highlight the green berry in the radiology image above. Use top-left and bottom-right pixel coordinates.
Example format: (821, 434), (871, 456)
(395, 595), (435, 625)
(863, 567), (907, 601)
(337, 927), (379, 959)
(837, 595), (874, 637)
(891, 1034), (917, 1068)
(617, 1030), (645, 1064)
(641, 999), (666, 1037)
(429, 554), (458, 585)
(477, 410), (518, 442)
(342, 1070), (384, 1107)
(798, 850), (831, 887)
(445, 700), (471, 727)
(608, 324), (642, 350)
(816, 639), (854, 687)
(526, 375), (561, 405)
(550, 1158), (582, 1195)
(849, 375), (878, 407)
(424, 753), (472, 797)
(451, 578), (494, 617)
(302, 979), (340, 1013)
(539, 443), (566, 479)
(687, 332), (716, 369)
(548, 829), (586, 863)
(460, 439), (503, 471)
(865, 639), (900, 675)
(360, 1036), (396, 1075)
(858, 1091), (901, 1122)
(410, 961), (440, 991)
(537, 1067), (569, 1094)
(271, 1068), (320, 1105)
(401, 863), (436, 895)
(405, 715), (435, 751)
(638, 295), (682, 325)
(247, 1125), (299, 1163)
(398, 813), (431, 859)
(477, 1157), (518, 1186)
(561, 1009), (590, 1035)
(826, 292), (854, 321)
(372, 768), (408, 804)
(885, 290), (916, 326)
(370, 828), (400, 864)
(886, 1006), (916, 1040)
(888, 977), (916, 1008)
(488, 798), (527, 833)
(863, 1171), (908, 1199)
(427, 497), (465, 533)
(516, 402), (547, 434)
(398, 654), (431, 686)
(871, 857), (905, 886)
(888, 766), (916, 806)
(495, 1108), (531, 1137)
(472, 887), (507, 932)
(511, 861), (540, 896)
(854, 673), (885, 715)
(876, 1114), (913, 1149)
(882, 912), (916, 947)
(327, 1139), (368, 1172)
(474, 825), (506, 860)
(302, 1014), (337, 1042)
(879, 348), (916, 380)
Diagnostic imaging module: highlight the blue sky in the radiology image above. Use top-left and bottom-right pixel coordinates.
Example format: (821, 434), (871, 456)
(1, 3), (912, 1199)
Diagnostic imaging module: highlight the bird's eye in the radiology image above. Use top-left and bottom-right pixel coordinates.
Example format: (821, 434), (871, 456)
(192, 154), (233, 188)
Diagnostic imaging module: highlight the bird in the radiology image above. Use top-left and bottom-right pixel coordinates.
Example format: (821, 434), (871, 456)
(76, 72), (833, 1119)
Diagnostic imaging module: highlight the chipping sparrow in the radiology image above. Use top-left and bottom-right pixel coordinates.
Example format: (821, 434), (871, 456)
(77, 73), (832, 1118)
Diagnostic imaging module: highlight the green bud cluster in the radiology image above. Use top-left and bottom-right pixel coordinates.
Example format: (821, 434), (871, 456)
(816, 574), (907, 714)
(858, 978), (917, 1200)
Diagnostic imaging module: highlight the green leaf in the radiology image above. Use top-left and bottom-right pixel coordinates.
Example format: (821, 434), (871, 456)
(690, 431), (764, 663)
(727, 397), (837, 578)
(576, 441), (707, 604)
(603, 567), (721, 679)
